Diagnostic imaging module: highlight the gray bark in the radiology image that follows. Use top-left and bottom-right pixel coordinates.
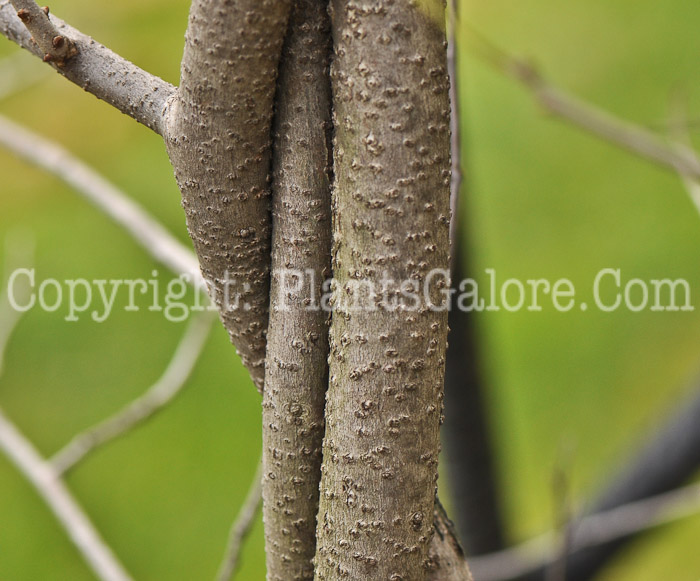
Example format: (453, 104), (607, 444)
(261, 1), (333, 579)
(1, 2), (475, 578)
(0, 1), (174, 134)
(163, 0), (292, 392)
(9, 0), (78, 67)
(314, 1), (453, 579)
(427, 499), (474, 581)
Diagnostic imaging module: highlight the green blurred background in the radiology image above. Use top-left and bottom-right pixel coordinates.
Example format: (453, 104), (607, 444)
(2, 0), (700, 579)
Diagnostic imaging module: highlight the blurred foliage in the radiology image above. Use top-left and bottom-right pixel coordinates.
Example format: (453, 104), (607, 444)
(0, 0), (700, 579)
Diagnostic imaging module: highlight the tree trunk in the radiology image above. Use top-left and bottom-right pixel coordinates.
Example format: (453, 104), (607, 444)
(262, 1), (333, 579)
(314, 1), (453, 579)
(0, 1), (474, 579)
(163, 0), (292, 391)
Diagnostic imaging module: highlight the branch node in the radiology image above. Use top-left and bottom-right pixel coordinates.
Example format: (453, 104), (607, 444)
(10, 0), (77, 67)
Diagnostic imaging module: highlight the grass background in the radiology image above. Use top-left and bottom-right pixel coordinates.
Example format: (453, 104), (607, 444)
(1, 0), (700, 578)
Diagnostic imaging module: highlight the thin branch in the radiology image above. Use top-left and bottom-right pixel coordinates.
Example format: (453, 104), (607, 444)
(468, 480), (700, 581)
(0, 1), (174, 133)
(447, 0), (462, 254)
(0, 114), (204, 288)
(464, 25), (700, 180)
(677, 155), (700, 215)
(50, 311), (215, 475)
(0, 230), (34, 379)
(0, 50), (48, 99)
(9, 0), (77, 66)
(0, 279), (23, 378)
(667, 97), (700, 216)
(216, 459), (263, 581)
(443, 3), (507, 557)
(0, 407), (133, 581)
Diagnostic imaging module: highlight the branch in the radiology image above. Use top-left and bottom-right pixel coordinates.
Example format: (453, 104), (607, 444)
(0, 1), (175, 134)
(314, 1), (453, 578)
(260, 1), (332, 579)
(50, 311), (215, 475)
(0, 230), (34, 379)
(544, 381), (700, 581)
(0, 114), (203, 286)
(447, 0), (462, 253)
(427, 499), (474, 581)
(0, 407), (133, 581)
(465, 25), (700, 180)
(163, 0), (293, 392)
(0, 50), (48, 99)
(468, 480), (700, 581)
(216, 459), (263, 581)
(444, 1), (507, 556)
(9, 0), (77, 66)
(667, 98), (700, 217)
(469, 379), (700, 581)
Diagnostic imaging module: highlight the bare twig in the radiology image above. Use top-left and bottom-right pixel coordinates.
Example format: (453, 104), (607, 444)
(0, 1), (174, 133)
(546, 449), (574, 581)
(447, 0), (462, 254)
(465, 25), (700, 180)
(50, 311), (215, 475)
(9, 0), (77, 66)
(0, 114), (204, 288)
(676, 156), (700, 215)
(469, 480), (700, 581)
(216, 459), (263, 581)
(0, 407), (133, 581)
(0, 50), (48, 99)
(0, 279), (23, 378)
(667, 97), (700, 216)
(443, 5), (507, 557)
(0, 230), (34, 378)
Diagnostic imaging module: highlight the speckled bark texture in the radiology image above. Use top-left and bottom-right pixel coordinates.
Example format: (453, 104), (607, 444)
(426, 500), (473, 581)
(315, 1), (452, 579)
(163, 0), (292, 391)
(262, 1), (333, 579)
(0, 1), (175, 134)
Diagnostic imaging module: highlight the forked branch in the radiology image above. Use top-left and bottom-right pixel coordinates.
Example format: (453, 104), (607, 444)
(216, 460), (264, 581)
(50, 311), (215, 475)
(469, 479), (700, 581)
(465, 25), (700, 180)
(0, 1), (175, 133)
(0, 408), (133, 581)
(9, 0), (77, 66)
(0, 115), (202, 284)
